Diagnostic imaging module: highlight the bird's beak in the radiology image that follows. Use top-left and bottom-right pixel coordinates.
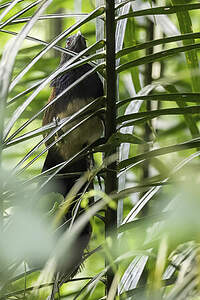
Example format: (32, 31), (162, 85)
(77, 30), (82, 36)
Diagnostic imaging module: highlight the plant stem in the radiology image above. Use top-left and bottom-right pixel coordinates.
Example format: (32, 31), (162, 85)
(105, 0), (118, 297)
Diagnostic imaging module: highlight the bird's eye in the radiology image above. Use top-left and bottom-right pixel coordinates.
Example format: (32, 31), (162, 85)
(66, 39), (71, 47)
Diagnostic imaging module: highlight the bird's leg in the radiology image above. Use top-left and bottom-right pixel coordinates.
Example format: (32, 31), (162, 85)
(53, 116), (65, 146)
(53, 116), (60, 127)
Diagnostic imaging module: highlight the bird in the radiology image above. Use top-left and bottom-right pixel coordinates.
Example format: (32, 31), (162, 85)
(41, 31), (104, 298)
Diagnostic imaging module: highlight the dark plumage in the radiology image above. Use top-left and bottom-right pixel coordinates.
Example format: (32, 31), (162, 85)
(42, 32), (103, 187)
(43, 33), (103, 164)
(41, 32), (104, 299)
(51, 63), (103, 101)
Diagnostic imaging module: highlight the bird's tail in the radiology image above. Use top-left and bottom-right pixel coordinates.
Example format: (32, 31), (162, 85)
(41, 149), (92, 299)
(42, 149), (88, 197)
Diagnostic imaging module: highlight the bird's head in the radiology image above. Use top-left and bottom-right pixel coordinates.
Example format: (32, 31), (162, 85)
(66, 31), (86, 52)
(60, 31), (87, 64)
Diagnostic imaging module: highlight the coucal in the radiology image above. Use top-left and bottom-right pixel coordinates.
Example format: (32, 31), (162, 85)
(42, 31), (103, 193)
(42, 32), (104, 297)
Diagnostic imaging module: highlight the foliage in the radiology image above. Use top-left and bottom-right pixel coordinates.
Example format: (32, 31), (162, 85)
(0, 0), (200, 299)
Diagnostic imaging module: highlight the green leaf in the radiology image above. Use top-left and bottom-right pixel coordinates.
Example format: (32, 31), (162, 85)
(0, 13), (89, 26)
(0, 0), (43, 29)
(117, 105), (200, 125)
(118, 138), (200, 170)
(117, 42), (200, 73)
(117, 93), (200, 108)
(116, 3), (200, 21)
(171, 0), (200, 93)
(164, 84), (199, 138)
(0, 0), (21, 23)
(123, 10), (141, 93)
(0, 0), (52, 157)
(118, 212), (168, 233)
(94, 133), (146, 152)
(116, 32), (200, 59)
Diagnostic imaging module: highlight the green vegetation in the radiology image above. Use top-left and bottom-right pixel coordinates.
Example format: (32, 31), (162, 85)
(0, 0), (200, 299)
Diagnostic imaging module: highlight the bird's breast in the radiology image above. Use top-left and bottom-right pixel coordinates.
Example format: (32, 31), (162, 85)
(53, 98), (103, 161)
